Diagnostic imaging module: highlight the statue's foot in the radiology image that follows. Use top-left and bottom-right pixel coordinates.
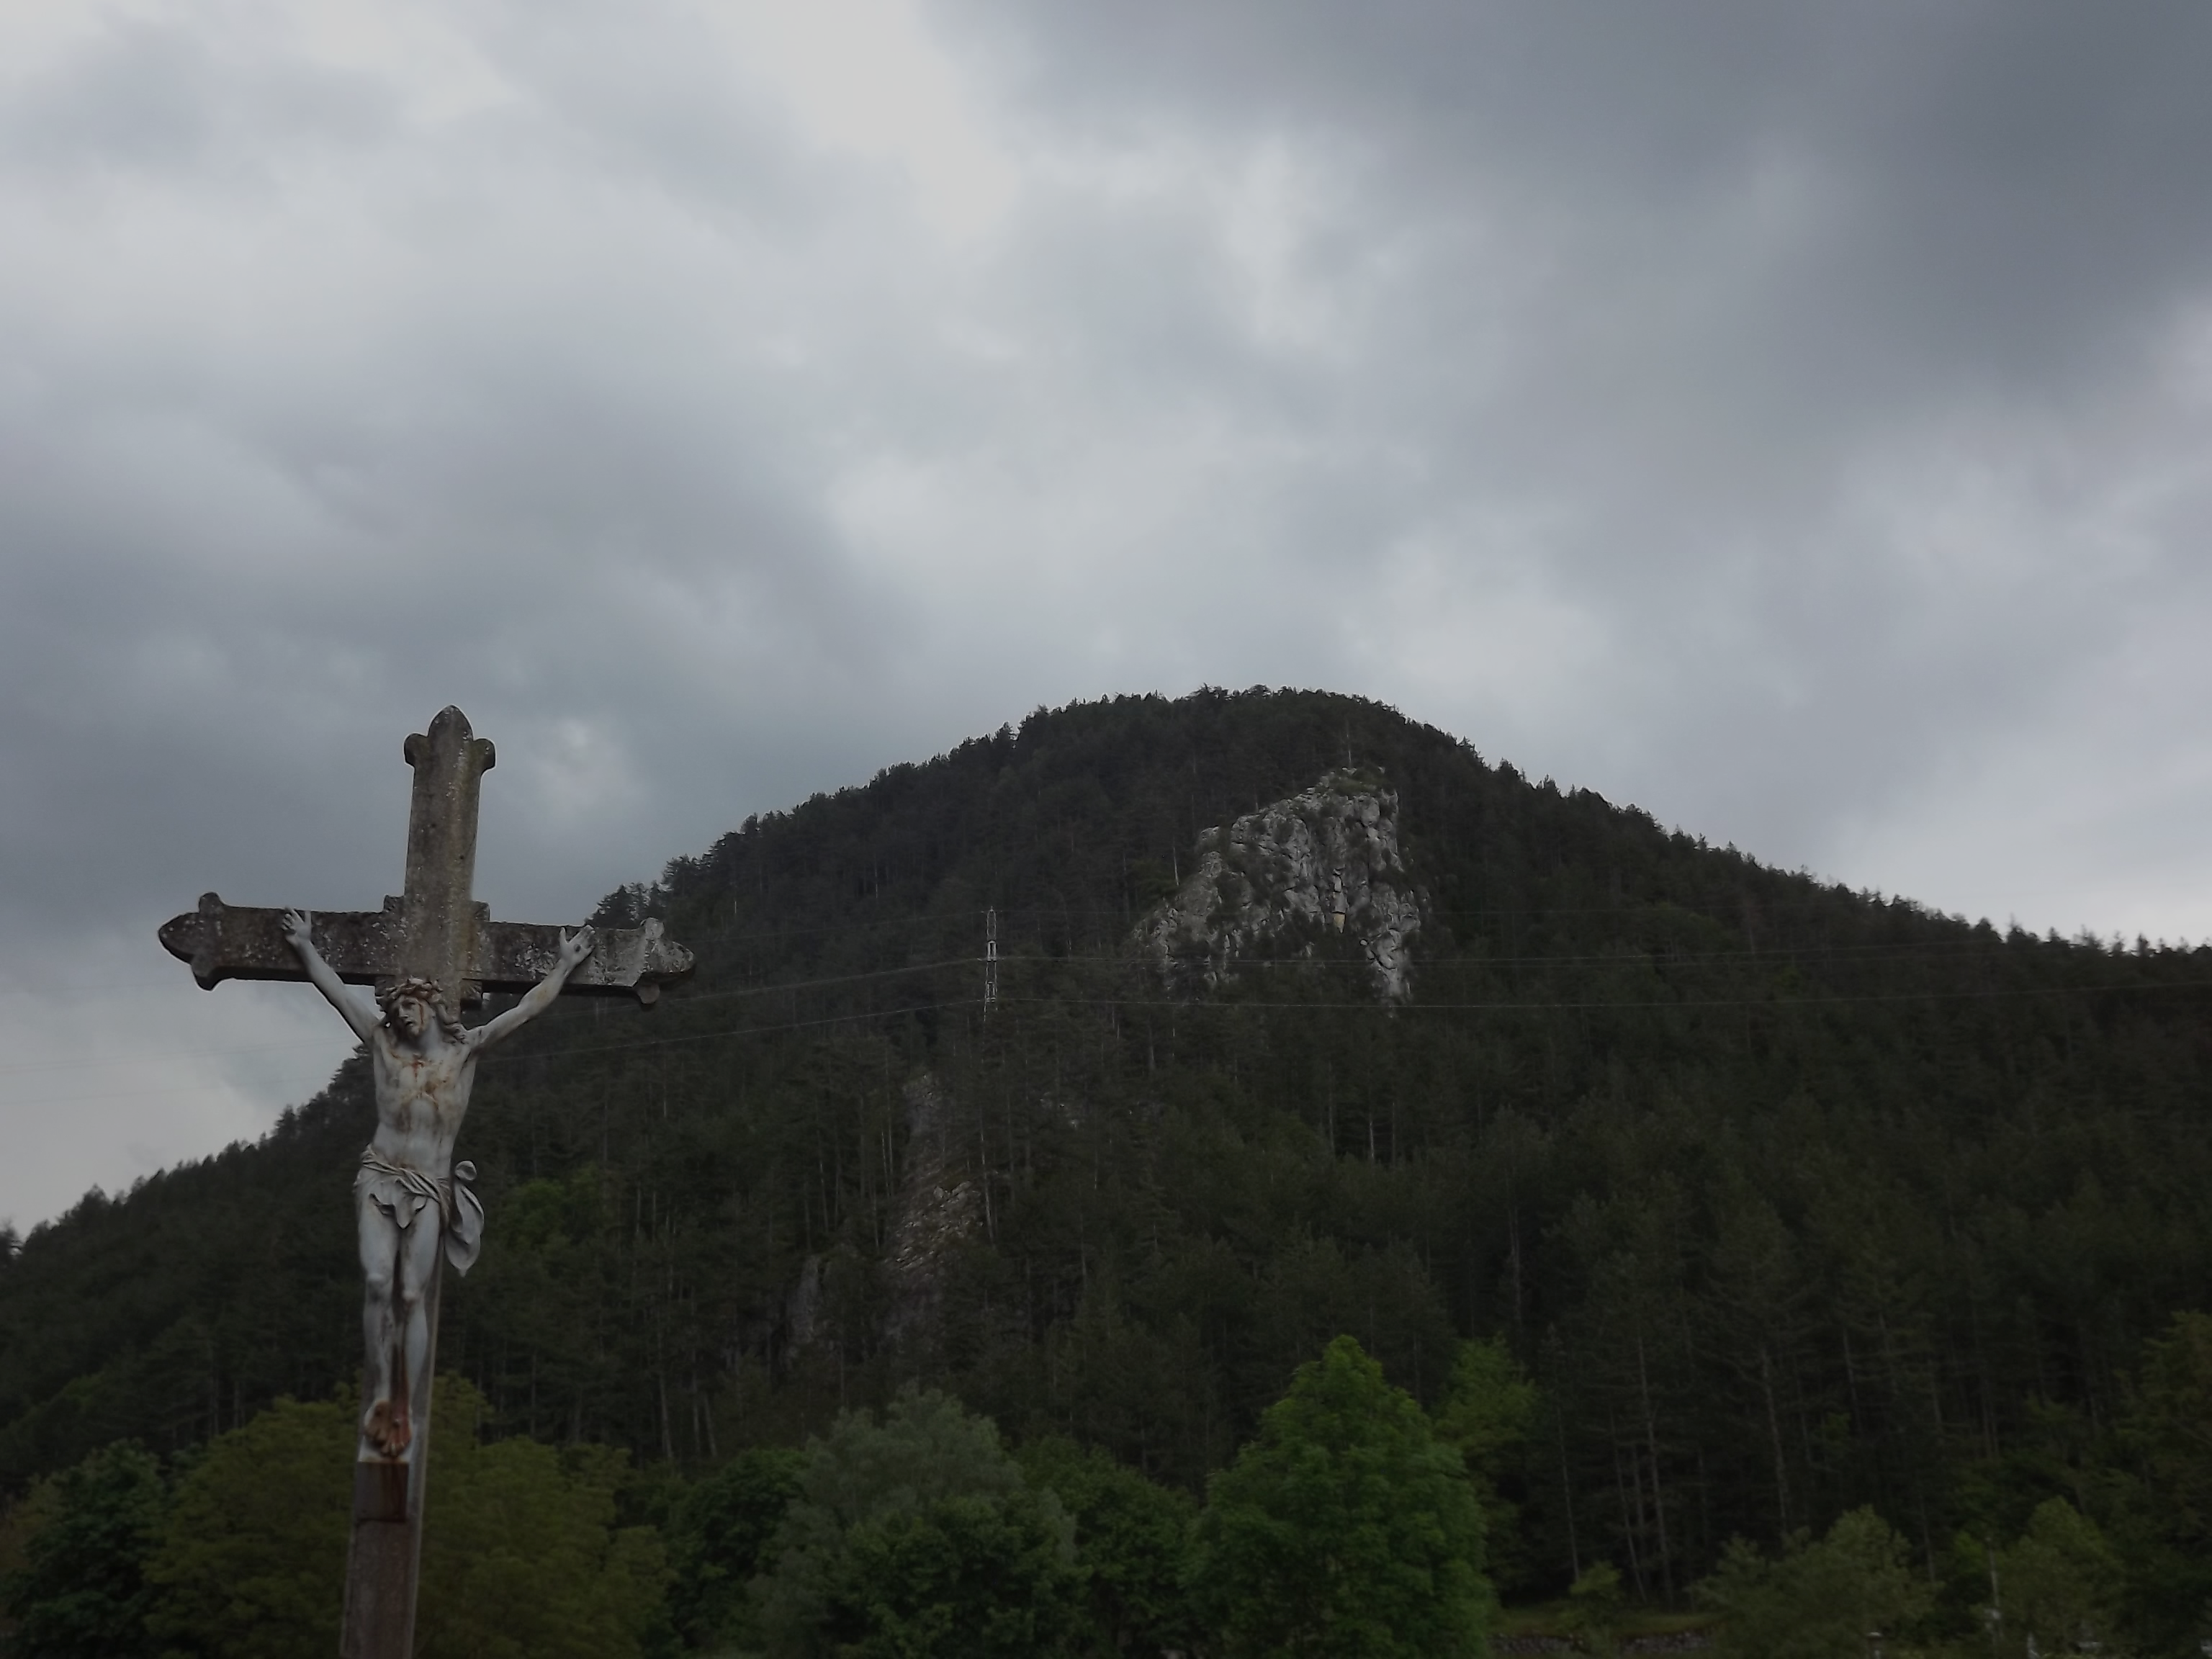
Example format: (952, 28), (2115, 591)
(362, 1398), (412, 1459)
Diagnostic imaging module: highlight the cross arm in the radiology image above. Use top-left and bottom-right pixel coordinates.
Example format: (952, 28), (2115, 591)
(475, 917), (693, 1006)
(159, 894), (399, 991)
(159, 894), (696, 1005)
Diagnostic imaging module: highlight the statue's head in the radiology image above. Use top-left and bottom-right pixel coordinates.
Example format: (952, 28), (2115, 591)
(377, 977), (466, 1041)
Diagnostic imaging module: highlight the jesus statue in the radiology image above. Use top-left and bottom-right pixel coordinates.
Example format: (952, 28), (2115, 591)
(282, 907), (593, 1460)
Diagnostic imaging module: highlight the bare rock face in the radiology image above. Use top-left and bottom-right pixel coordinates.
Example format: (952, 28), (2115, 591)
(881, 1074), (980, 1351)
(1140, 770), (1423, 1001)
(782, 1075), (983, 1364)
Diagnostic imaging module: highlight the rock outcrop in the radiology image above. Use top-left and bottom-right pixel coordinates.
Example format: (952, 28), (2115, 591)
(1140, 770), (1422, 1001)
(781, 1074), (981, 1364)
(880, 1074), (980, 1352)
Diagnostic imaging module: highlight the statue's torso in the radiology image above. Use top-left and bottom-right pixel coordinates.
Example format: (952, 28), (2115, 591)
(367, 1026), (476, 1177)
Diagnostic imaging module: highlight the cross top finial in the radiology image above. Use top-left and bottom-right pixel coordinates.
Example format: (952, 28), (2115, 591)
(396, 705), (499, 1005)
(403, 706), (495, 775)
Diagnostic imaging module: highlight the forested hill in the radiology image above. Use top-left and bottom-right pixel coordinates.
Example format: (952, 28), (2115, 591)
(6, 686), (2212, 1601)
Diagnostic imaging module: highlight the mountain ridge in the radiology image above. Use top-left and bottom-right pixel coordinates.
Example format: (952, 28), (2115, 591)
(5, 685), (2209, 1601)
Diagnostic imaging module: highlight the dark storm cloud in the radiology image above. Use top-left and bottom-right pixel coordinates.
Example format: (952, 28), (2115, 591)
(0, 4), (921, 948)
(930, 0), (2212, 614)
(950, 1), (2212, 400)
(928, 0), (2212, 853)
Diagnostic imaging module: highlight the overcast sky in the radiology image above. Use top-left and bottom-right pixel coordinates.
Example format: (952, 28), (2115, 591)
(4, 0), (2211, 1231)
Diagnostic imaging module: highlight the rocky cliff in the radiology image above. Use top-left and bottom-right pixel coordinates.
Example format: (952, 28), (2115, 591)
(880, 1074), (981, 1352)
(1139, 770), (1423, 1001)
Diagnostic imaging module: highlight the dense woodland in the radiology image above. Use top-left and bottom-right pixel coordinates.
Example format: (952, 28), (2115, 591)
(5, 688), (2212, 1652)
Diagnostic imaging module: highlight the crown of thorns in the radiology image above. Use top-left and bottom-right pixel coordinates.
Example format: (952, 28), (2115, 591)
(376, 976), (446, 1011)
(376, 977), (467, 1036)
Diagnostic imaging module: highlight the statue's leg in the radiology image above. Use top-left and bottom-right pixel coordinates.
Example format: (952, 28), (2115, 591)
(389, 1204), (444, 1457)
(357, 1193), (403, 1456)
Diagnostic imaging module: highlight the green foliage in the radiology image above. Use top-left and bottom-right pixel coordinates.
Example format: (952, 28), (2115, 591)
(144, 1396), (352, 1658)
(1696, 1507), (1933, 1659)
(1, 1440), (166, 1657)
(414, 1377), (669, 1659)
(1975, 1499), (2124, 1659)
(1433, 1338), (1537, 1588)
(2129, 1309), (2212, 1544)
(758, 1388), (1083, 1658)
(1019, 1436), (1197, 1655)
(140, 1382), (665, 1659)
(2116, 1310), (2212, 1647)
(664, 1447), (804, 1652)
(1560, 1561), (1625, 1655)
(812, 1491), (1085, 1659)
(0, 1478), (53, 1653)
(1188, 1335), (1490, 1658)
(1434, 1338), (1537, 1473)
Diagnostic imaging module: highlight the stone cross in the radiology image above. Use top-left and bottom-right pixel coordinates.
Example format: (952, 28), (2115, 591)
(158, 706), (692, 1659)
(161, 714), (691, 1010)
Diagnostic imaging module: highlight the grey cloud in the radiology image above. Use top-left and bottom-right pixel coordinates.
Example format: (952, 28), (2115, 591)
(4, 0), (2212, 1225)
(920, 1), (2212, 830)
(948, 1), (2212, 392)
(4, 17), (395, 175)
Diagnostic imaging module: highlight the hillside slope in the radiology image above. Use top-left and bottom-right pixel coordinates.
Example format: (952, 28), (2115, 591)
(5, 687), (2209, 1596)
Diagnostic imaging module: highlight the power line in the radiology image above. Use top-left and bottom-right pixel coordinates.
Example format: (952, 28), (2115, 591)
(1010, 938), (2093, 971)
(577, 881), (2206, 964)
(997, 976), (2212, 1015)
(480, 999), (981, 1065)
(27, 942), (2207, 1090)
(719, 911), (989, 943)
(480, 970), (2212, 1072)
(653, 959), (974, 1005)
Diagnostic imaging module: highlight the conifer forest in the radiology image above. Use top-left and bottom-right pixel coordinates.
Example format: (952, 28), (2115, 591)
(6, 688), (2212, 1655)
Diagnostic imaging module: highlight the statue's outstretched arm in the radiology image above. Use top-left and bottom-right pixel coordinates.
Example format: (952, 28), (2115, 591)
(469, 925), (593, 1049)
(282, 909), (382, 1043)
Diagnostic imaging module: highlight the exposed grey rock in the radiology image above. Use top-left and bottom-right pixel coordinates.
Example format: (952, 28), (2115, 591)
(881, 1074), (980, 1350)
(1139, 770), (1423, 1002)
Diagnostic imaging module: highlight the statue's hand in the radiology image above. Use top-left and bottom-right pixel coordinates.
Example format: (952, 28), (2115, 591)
(282, 908), (315, 956)
(557, 925), (595, 970)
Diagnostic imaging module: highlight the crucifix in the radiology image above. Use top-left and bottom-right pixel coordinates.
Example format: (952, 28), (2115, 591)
(158, 706), (693, 1659)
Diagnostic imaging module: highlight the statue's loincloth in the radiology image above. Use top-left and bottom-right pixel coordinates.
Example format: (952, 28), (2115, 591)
(354, 1148), (485, 1274)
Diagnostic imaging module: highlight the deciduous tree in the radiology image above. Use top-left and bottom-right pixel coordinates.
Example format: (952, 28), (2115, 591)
(1, 1440), (166, 1658)
(1020, 1435), (1197, 1656)
(1189, 1335), (1489, 1658)
(1696, 1507), (1931, 1659)
(758, 1387), (1083, 1658)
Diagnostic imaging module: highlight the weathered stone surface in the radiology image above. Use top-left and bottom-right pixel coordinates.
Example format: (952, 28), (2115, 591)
(1139, 770), (1424, 1002)
(160, 892), (401, 989)
(478, 914), (693, 1005)
(881, 1074), (981, 1352)
(158, 896), (693, 1004)
(161, 709), (692, 1010)
(397, 706), (496, 999)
